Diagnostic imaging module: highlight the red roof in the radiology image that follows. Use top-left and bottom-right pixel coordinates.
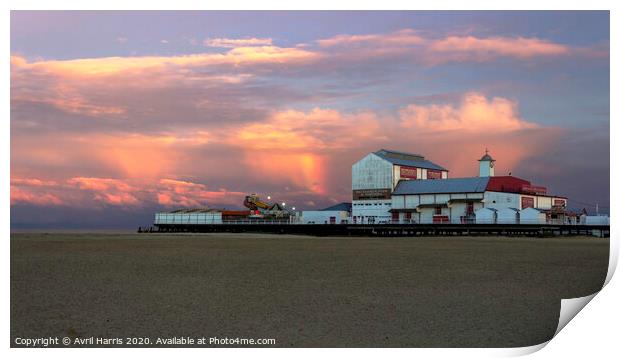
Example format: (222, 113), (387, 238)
(221, 210), (251, 216)
(486, 176), (532, 193)
(486, 176), (552, 195)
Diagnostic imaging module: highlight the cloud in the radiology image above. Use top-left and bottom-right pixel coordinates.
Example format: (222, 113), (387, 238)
(10, 186), (64, 206)
(68, 177), (134, 192)
(317, 29), (424, 47)
(157, 179), (245, 207)
(66, 177), (140, 206)
(11, 178), (58, 187)
(204, 37), (273, 48)
(10, 29), (595, 136)
(227, 92), (555, 178)
(316, 29), (588, 65)
(10, 29), (607, 223)
(19, 85), (126, 117)
(428, 36), (570, 61)
(11, 176), (246, 209)
(384, 92), (553, 175)
(398, 92), (536, 133)
(11, 30), (583, 85)
(11, 133), (184, 180)
(10, 43), (320, 129)
(232, 107), (383, 151)
(240, 152), (329, 196)
(10, 178), (64, 206)
(10, 43), (319, 78)
(11, 90), (562, 212)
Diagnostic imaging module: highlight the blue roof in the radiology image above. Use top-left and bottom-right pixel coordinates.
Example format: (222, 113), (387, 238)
(498, 207), (519, 212)
(393, 177), (490, 195)
(374, 149), (447, 171)
(321, 202), (352, 212)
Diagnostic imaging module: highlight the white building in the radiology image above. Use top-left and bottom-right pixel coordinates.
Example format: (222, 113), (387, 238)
(496, 208), (519, 224)
(479, 150), (496, 177)
(475, 207), (497, 224)
(519, 207), (546, 224)
(155, 209), (223, 225)
(390, 151), (569, 224)
(580, 215), (610, 225)
(391, 177), (488, 224)
(302, 203), (352, 224)
(352, 149), (448, 224)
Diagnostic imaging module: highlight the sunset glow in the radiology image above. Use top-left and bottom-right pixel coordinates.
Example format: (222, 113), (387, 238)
(10, 11), (609, 228)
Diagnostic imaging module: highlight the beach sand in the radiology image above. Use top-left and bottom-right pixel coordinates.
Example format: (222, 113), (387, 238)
(10, 233), (609, 347)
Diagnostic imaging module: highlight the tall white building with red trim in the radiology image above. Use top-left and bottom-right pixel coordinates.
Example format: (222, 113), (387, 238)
(388, 151), (569, 224)
(351, 149), (449, 224)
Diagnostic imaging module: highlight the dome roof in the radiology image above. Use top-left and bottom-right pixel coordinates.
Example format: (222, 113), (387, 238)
(479, 153), (494, 161)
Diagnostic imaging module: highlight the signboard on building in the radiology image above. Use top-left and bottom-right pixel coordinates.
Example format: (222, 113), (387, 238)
(553, 199), (567, 207)
(427, 170), (442, 180)
(352, 188), (391, 200)
(399, 166), (417, 179)
(521, 196), (535, 209)
(522, 185), (547, 195)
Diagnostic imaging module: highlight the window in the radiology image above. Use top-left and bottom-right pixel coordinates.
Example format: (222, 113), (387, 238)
(427, 170), (442, 180)
(521, 196), (535, 209)
(466, 202), (474, 215)
(434, 207), (442, 215)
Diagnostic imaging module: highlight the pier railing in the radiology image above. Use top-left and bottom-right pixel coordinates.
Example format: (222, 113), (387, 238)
(222, 220), (294, 225)
(144, 222), (610, 238)
(216, 219), (588, 225)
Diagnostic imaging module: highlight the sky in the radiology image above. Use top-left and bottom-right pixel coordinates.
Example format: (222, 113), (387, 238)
(10, 11), (610, 229)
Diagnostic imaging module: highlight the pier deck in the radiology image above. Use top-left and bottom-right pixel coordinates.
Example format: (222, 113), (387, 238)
(148, 223), (610, 237)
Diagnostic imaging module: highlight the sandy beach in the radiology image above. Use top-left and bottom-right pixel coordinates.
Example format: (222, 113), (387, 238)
(10, 233), (609, 347)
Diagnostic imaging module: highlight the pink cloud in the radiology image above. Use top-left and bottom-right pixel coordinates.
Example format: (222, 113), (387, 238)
(64, 177), (236, 207)
(10, 43), (320, 79)
(240, 152), (329, 195)
(317, 29), (425, 47)
(11, 91), (563, 207)
(10, 178), (58, 187)
(315, 29), (579, 65)
(68, 177), (134, 192)
(216, 93), (559, 193)
(156, 179), (245, 207)
(12, 28), (574, 207)
(10, 176), (246, 209)
(10, 185), (64, 206)
(398, 92), (537, 133)
(428, 36), (570, 61)
(31, 84), (126, 117)
(10, 30), (582, 91)
(232, 107), (383, 151)
(204, 37), (273, 48)
(9, 29), (594, 135)
(67, 177), (140, 205)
